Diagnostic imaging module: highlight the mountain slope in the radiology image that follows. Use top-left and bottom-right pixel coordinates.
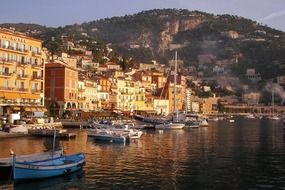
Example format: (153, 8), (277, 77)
(1, 9), (285, 80)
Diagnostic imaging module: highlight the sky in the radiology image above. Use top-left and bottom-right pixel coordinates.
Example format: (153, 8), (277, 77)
(0, 0), (284, 31)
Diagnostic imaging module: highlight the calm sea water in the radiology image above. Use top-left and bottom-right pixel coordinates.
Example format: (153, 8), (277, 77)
(0, 117), (285, 190)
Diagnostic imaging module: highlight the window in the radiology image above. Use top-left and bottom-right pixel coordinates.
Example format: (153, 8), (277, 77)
(4, 67), (9, 74)
(4, 40), (9, 48)
(4, 80), (8, 89)
(31, 83), (35, 90)
(4, 53), (9, 62)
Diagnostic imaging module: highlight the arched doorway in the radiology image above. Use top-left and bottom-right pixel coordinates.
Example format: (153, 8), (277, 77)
(49, 101), (60, 117)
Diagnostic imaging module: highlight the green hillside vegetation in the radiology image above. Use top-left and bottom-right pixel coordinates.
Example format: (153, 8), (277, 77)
(1, 9), (284, 81)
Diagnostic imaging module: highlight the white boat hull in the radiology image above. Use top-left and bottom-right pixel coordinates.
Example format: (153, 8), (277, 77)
(155, 123), (185, 129)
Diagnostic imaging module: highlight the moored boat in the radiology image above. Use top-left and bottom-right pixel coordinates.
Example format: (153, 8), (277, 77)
(11, 152), (85, 181)
(155, 122), (185, 130)
(183, 121), (200, 129)
(0, 150), (63, 180)
(87, 128), (129, 143)
(199, 119), (209, 127)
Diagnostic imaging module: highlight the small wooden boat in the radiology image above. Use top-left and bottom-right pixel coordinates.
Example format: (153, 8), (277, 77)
(0, 150), (63, 180)
(11, 152), (85, 181)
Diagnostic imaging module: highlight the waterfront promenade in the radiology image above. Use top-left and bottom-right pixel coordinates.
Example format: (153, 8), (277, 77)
(0, 131), (29, 138)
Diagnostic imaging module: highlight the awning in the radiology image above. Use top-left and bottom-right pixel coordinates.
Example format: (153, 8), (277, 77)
(20, 93), (40, 99)
(4, 92), (21, 99)
(31, 107), (47, 112)
(24, 107), (32, 112)
(31, 107), (38, 112)
(30, 94), (41, 99)
(11, 106), (21, 111)
(0, 92), (4, 98)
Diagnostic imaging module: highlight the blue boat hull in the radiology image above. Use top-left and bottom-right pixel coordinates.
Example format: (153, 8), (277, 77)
(13, 153), (85, 181)
(14, 163), (83, 180)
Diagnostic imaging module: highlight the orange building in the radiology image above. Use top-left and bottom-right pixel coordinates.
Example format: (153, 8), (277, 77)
(45, 60), (78, 117)
(159, 74), (186, 113)
(0, 28), (46, 116)
(94, 76), (111, 92)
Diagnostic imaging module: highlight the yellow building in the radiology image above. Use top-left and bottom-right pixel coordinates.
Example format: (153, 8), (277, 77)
(133, 82), (147, 111)
(153, 98), (169, 116)
(116, 78), (136, 112)
(0, 28), (46, 116)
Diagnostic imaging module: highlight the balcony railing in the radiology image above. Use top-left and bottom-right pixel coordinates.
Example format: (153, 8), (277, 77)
(0, 72), (13, 77)
(0, 86), (15, 91)
(31, 89), (43, 93)
(31, 64), (43, 69)
(0, 45), (28, 54)
(78, 97), (86, 101)
(32, 75), (43, 80)
(17, 88), (28, 92)
(78, 88), (85, 92)
(17, 61), (29, 66)
(0, 58), (16, 64)
(17, 74), (29, 79)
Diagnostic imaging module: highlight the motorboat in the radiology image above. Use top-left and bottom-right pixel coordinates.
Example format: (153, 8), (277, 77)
(155, 122), (185, 130)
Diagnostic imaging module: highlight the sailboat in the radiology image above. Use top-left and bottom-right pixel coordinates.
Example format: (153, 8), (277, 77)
(155, 51), (185, 130)
(267, 90), (280, 120)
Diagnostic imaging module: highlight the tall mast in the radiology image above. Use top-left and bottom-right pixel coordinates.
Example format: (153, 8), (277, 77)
(174, 51), (177, 114)
(272, 90), (274, 116)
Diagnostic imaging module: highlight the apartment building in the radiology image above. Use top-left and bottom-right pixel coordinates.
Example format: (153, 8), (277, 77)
(0, 28), (46, 116)
(45, 57), (78, 118)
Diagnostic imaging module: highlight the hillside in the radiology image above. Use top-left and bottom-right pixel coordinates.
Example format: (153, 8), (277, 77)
(1, 9), (285, 81)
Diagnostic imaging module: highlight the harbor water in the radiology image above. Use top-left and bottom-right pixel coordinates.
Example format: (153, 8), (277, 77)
(0, 117), (285, 190)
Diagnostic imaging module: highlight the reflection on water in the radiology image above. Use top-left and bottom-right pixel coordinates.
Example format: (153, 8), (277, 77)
(14, 170), (84, 190)
(0, 118), (285, 189)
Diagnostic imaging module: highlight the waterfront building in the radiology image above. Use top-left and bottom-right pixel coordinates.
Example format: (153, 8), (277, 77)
(94, 76), (111, 92)
(200, 97), (219, 114)
(153, 98), (169, 116)
(78, 79), (98, 112)
(159, 74), (186, 113)
(45, 54), (78, 118)
(116, 78), (136, 112)
(0, 28), (46, 116)
(133, 82), (147, 111)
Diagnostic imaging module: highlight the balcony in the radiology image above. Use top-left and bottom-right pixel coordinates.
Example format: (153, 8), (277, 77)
(31, 89), (43, 93)
(17, 74), (29, 79)
(0, 86), (15, 91)
(78, 88), (85, 92)
(17, 88), (28, 92)
(0, 58), (15, 65)
(17, 61), (29, 67)
(0, 45), (27, 54)
(32, 51), (42, 57)
(31, 64), (43, 69)
(0, 72), (13, 78)
(78, 97), (86, 101)
(32, 75), (43, 80)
